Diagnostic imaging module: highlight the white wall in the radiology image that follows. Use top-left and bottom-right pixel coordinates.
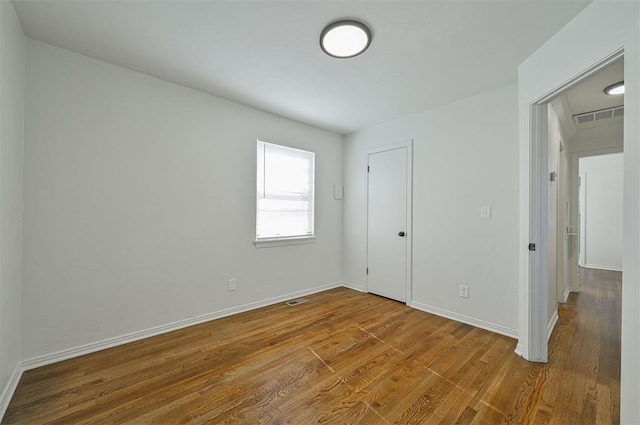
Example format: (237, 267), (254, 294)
(579, 153), (624, 271)
(517, 0), (639, 421)
(0, 0), (25, 417)
(21, 40), (343, 361)
(570, 123), (624, 154)
(343, 84), (520, 337)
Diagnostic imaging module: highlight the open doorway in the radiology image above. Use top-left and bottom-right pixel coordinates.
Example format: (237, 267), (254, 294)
(542, 57), (625, 343)
(539, 57), (624, 345)
(515, 4), (638, 421)
(521, 52), (625, 418)
(578, 153), (624, 273)
(520, 47), (624, 365)
(561, 59), (624, 298)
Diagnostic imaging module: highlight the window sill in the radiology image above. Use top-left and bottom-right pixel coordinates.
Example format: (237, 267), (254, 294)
(254, 236), (316, 248)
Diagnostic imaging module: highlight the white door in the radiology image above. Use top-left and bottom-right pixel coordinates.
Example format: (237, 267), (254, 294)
(367, 146), (409, 302)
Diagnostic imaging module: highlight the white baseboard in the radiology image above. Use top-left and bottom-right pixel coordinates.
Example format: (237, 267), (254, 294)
(340, 281), (365, 292)
(514, 344), (524, 357)
(20, 282), (518, 375)
(22, 281), (345, 371)
(583, 264), (623, 272)
(548, 310), (559, 341)
(0, 362), (23, 421)
(408, 301), (518, 339)
(563, 287), (572, 303)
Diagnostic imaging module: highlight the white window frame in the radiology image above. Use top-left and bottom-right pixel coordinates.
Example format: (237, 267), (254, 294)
(254, 140), (316, 248)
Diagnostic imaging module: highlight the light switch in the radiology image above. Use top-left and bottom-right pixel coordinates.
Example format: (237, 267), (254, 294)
(333, 185), (344, 200)
(480, 206), (492, 219)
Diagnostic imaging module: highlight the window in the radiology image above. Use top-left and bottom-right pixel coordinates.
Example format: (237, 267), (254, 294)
(255, 140), (315, 246)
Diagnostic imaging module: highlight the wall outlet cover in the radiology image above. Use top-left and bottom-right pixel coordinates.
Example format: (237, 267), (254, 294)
(459, 285), (469, 298)
(228, 278), (236, 291)
(480, 206), (492, 219)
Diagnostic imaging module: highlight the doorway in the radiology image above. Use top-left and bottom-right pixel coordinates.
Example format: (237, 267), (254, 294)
(366, 140), (413, 303)
(526, 51), (624, 362)
(578, 153), (624, 273)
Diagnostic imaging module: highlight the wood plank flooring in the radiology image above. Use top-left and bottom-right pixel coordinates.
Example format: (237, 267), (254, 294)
(4, 268), (620, 424)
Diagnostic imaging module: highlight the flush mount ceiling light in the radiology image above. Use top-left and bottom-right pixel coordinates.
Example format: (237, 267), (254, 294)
(320, 20), (371, 58)
(604, 81), (625, 95)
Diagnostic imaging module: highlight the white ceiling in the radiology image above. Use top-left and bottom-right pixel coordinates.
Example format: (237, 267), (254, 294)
(13, 0), (592, 135)
(564, 58), (624, 116)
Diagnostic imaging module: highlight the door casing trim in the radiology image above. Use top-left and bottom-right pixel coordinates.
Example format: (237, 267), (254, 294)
(521, 48), (624, 362)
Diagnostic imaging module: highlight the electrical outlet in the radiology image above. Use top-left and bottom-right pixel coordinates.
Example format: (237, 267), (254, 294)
(228, 278), (236, 291)
(459, 285), (469, 298)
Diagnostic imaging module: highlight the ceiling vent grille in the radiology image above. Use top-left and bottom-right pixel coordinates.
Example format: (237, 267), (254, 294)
(577, 114), (594, 124)
(574, 105), (623, 126)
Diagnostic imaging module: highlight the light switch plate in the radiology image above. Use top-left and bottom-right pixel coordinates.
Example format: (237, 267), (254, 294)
(333, 185), (344, 200)
(480, 206), (492, 219)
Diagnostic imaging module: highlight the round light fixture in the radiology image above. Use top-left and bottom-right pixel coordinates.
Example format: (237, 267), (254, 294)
(604, 81), (625, 95)
(320, 20), (371, 58)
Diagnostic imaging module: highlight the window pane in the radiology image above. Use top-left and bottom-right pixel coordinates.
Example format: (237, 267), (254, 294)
(256, 140), (315, 239)
(264, 145), (312, 198)
(257, 201), (312, 238)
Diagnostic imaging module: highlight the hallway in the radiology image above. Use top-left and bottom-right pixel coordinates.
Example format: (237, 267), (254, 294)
(542, 267), (621, 423)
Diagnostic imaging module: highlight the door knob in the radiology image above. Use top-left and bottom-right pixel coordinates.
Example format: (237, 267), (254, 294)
(398, 231), (406, 237)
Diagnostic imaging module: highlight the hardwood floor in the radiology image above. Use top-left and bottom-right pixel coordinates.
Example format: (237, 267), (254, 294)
(4, 269), (620, 424)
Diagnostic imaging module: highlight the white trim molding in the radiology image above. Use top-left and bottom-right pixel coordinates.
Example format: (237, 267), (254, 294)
(408, 301), (519, 340)
(22, 282), (344, 371)
(340, 281), (365, 292)
(563, 287), (572, 303)
(19, 281), (522, 376)
(254, 236), (316, 248)
(583, 264), (623, 273)
(0, 362), (23, 421)
(548, 310), (559, 341)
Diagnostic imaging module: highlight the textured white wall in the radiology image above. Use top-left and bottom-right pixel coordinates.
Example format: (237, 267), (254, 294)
(0, 0), (25, 417)
(579, 153), (624, 271)
(343, 84), (520, 336)
(21, 40), (343, 360)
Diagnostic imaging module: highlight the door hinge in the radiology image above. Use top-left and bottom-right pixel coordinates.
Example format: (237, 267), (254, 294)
(528, 243), (536, 251)
(366, 267), (369, 275)
(367, 166), (370, 172)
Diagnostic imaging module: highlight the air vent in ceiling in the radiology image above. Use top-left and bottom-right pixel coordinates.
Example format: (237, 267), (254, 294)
(573, 105), (623, 126)
(595, 110), (613, 120)
(577, 114), (594, 124)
